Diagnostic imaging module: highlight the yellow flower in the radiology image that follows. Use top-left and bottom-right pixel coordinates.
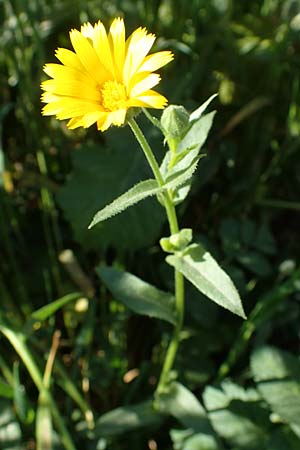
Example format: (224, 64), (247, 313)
(41, 18), (173, 131)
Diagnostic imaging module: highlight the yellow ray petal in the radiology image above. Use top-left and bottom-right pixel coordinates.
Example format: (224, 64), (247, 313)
(123, 28), (155, 84)
(98, 113), (114, 131)
(137, 51), (174, 73)
(97, 113), (109, 131)
(42, 102), (63, 116)
(67, 117), (85, 129)
(108, 17), (125, 80)
(135, 90), (168, 108)
(55, 98), (103, 120)
(55, 48), (85, 72)
(41, 92), (61, 103)
(129, 73), (161, 97)
(70, 29), (109, 85)
(126, 98), (152, 107)
(41, 79), (101, 101)
(110, 108), (127, 126)
(82, 111), (107, 128)
(81, 22), (94, 39)
(92, 21), (116, 77)
(43, 64), (96, 86)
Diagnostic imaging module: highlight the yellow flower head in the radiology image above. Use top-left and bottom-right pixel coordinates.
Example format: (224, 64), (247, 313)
(41, 18), (173, 131)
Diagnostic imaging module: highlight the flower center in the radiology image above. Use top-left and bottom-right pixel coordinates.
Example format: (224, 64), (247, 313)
(101, 80), (127, 111)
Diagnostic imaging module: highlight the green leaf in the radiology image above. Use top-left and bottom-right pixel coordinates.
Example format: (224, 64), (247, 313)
(57, 139), (165, 251)
(88, 179), (158, 228)
(158, 382), (213, 434)
(97, 266), (176, 325)
(0, 150), (4, 188)
(203, 382), (271, 449)
(166, 244), (245, 318)
(170, 429), (220, 450)
(93, 400), (163, 437)
(177, 111), (216, 155)
(30, 292), (82, 321)
(158, 109), (215, 205)
(237, 251), (272, 276)
(0, 379), (13, 399)
(251, 346), (300, 428)
(189, 94), (218, 122)
(13, 363), (33, 425)
(89, 156), (198, 227)
(253, 224), (276, 255)
(219, 218), (241, 256)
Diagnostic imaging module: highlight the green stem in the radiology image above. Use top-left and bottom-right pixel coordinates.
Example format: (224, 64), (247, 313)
(128, 118), (178, 233)
(128, 117), (184, 393)
(0, 325), (76, 450)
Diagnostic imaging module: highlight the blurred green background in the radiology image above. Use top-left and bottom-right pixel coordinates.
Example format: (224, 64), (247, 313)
(1, 0), (300, 449)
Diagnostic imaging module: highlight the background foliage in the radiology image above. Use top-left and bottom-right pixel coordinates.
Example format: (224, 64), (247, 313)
(1, 0), (300, 449)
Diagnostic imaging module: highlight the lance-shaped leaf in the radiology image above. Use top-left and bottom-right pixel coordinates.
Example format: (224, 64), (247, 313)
(189, 94), (218, 122)
(97, 266), (176, 325)
(89, 158), (198, 228)
(177, 111), (216, 156)
(89, 179), (158, 228)
(166, 244), (246, 318)
(30, 292), (82, 321)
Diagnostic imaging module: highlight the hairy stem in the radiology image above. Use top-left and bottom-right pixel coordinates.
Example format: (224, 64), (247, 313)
(128, 117), (184, 394)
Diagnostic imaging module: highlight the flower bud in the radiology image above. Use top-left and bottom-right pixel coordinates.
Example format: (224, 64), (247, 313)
(161, 105), (190, 151)
(160, 228), (193, 253)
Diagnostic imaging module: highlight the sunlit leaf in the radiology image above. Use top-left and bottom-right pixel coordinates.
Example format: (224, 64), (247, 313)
(158, 382), (212, 433)
(251, 346), (300, 428)
(166, 244), (245, 318)
(89, 157), (198, 228)
(93, 400), (163, 437)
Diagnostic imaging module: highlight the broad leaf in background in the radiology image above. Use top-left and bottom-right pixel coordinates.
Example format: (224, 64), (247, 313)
(0, 399), (24, 450)
(203, 381), (271, 449)
(170, 428), (220, 450)
(158, 382), (216, 436)
(92, 400), (164, 437)
(251, 346), (300, 430)
(57, 137), (164, 250)
(97, 266), (177, 325)
(166, 244), (245, 318)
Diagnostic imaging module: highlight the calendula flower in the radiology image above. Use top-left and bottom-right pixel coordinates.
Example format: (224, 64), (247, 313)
(41, 18), (173, 131)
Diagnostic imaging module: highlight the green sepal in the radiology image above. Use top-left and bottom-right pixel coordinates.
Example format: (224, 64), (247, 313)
(160, 229), (193, 253)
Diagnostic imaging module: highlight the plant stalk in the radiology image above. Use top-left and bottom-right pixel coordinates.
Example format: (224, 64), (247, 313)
(128, 117), (185, 394)
(0, 325), (76, 450)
